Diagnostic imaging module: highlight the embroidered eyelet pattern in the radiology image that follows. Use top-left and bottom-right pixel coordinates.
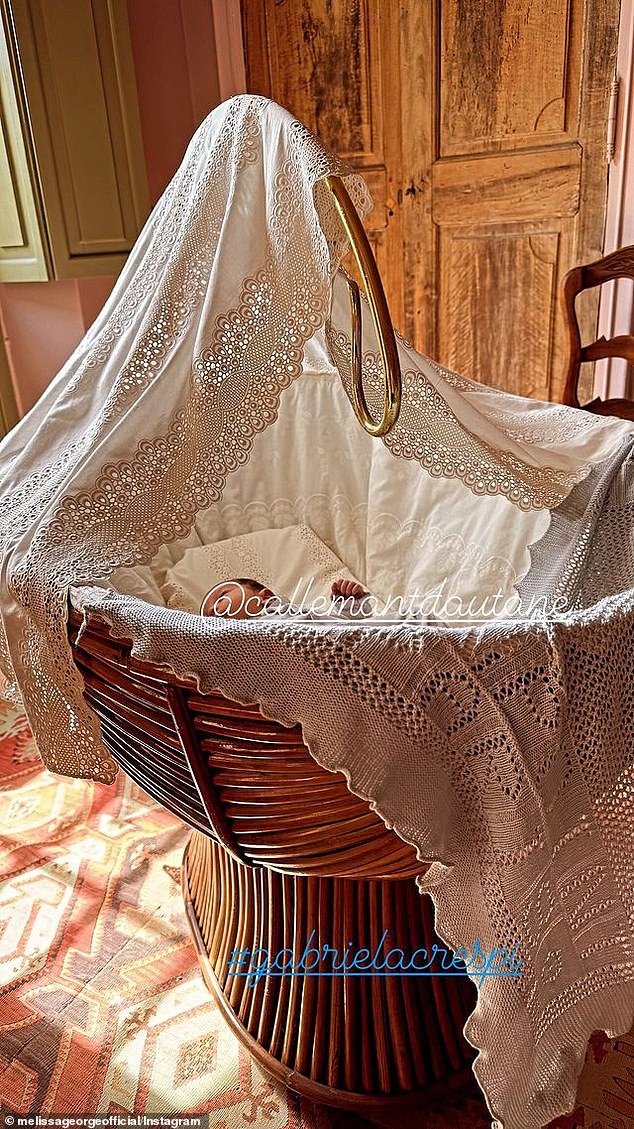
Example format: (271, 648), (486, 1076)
(1, 97), (371, 783)
(326, 327), (603, 512)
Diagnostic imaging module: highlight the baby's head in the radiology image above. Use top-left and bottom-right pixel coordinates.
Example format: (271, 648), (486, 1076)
(200, 578), (275, 619)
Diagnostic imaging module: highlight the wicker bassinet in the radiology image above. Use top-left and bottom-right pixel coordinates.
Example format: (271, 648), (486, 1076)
(7, 97), (634, 1125)
(67, 602), (477, 1110)
(62, 221), (633, 1113)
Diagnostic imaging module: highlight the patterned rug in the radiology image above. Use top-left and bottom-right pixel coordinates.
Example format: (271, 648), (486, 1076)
(0, 695), (632, 1129)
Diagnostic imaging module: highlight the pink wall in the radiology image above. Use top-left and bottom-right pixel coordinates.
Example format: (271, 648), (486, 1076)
(128, 0), (220, 202)
(210, 0), (246, 100)
(0, 0), (221, 416)
(0, 278), (115, 417)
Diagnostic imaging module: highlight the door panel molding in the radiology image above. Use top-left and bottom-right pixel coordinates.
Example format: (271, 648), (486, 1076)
(432, 145), (582, 226)
(240, 0), (619, 402)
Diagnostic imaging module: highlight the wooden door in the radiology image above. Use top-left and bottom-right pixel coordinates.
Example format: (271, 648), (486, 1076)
(241, 0), (620, 402)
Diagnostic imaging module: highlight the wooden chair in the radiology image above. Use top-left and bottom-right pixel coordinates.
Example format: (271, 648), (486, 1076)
(561, 245), (634, 418)
(67, 605), (476, 1111)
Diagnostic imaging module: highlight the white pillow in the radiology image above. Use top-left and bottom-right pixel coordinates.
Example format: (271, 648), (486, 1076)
(161, 524), (361, 613)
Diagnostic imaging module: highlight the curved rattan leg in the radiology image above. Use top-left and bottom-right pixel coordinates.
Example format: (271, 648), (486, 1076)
(182, 831), (476, 1112)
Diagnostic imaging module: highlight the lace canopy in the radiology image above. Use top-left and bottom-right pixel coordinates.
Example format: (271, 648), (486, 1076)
(1, 96), (634, 1129)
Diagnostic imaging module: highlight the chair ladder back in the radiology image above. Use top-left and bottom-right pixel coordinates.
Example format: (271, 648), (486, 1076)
(561, 245), (634, 415)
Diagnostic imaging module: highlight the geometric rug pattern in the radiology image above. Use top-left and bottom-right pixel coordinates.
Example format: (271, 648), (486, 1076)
(0, 692), (633, 1129)
(0, 696), (328, 1129)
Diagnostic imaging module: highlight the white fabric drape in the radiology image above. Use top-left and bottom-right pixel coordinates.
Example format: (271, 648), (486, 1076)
(1, 95), (634, 1129)
(0, 94), (630, 783)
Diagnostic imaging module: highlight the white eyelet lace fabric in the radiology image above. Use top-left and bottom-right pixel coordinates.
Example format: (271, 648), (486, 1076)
(0, 96), (372, 781)
(326, 279), (634, 510)
(1, 95), (634, 1129)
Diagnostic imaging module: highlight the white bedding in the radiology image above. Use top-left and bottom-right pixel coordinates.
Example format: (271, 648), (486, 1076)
(161, 523), (361, 613)
(108, 369), (550, 622)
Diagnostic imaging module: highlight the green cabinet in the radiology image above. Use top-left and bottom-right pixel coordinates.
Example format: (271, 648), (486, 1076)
(0, 0), (149, 281)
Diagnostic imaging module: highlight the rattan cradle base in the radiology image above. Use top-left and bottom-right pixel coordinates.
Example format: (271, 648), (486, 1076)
(183, 830), (476, 1110)
(68, 605), (477, 1110)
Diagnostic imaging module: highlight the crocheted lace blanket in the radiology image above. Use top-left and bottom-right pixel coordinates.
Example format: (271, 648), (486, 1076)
(71, 438), (634, 1129)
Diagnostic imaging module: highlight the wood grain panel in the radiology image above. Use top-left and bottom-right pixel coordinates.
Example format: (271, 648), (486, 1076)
(242, 0), (619, 401)
(433, 145), (581, 226)
(359, 166), (387, 231)
(440, 0), (575, 156)
(241, 0), (404, 331)
(572, 0), (621, 375)
(397, 0), (436, 352)
(244, 0), (381, 161)
(438, 228), (560, 400)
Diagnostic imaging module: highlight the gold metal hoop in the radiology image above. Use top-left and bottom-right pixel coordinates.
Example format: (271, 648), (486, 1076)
(321, 174), (402, 437)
